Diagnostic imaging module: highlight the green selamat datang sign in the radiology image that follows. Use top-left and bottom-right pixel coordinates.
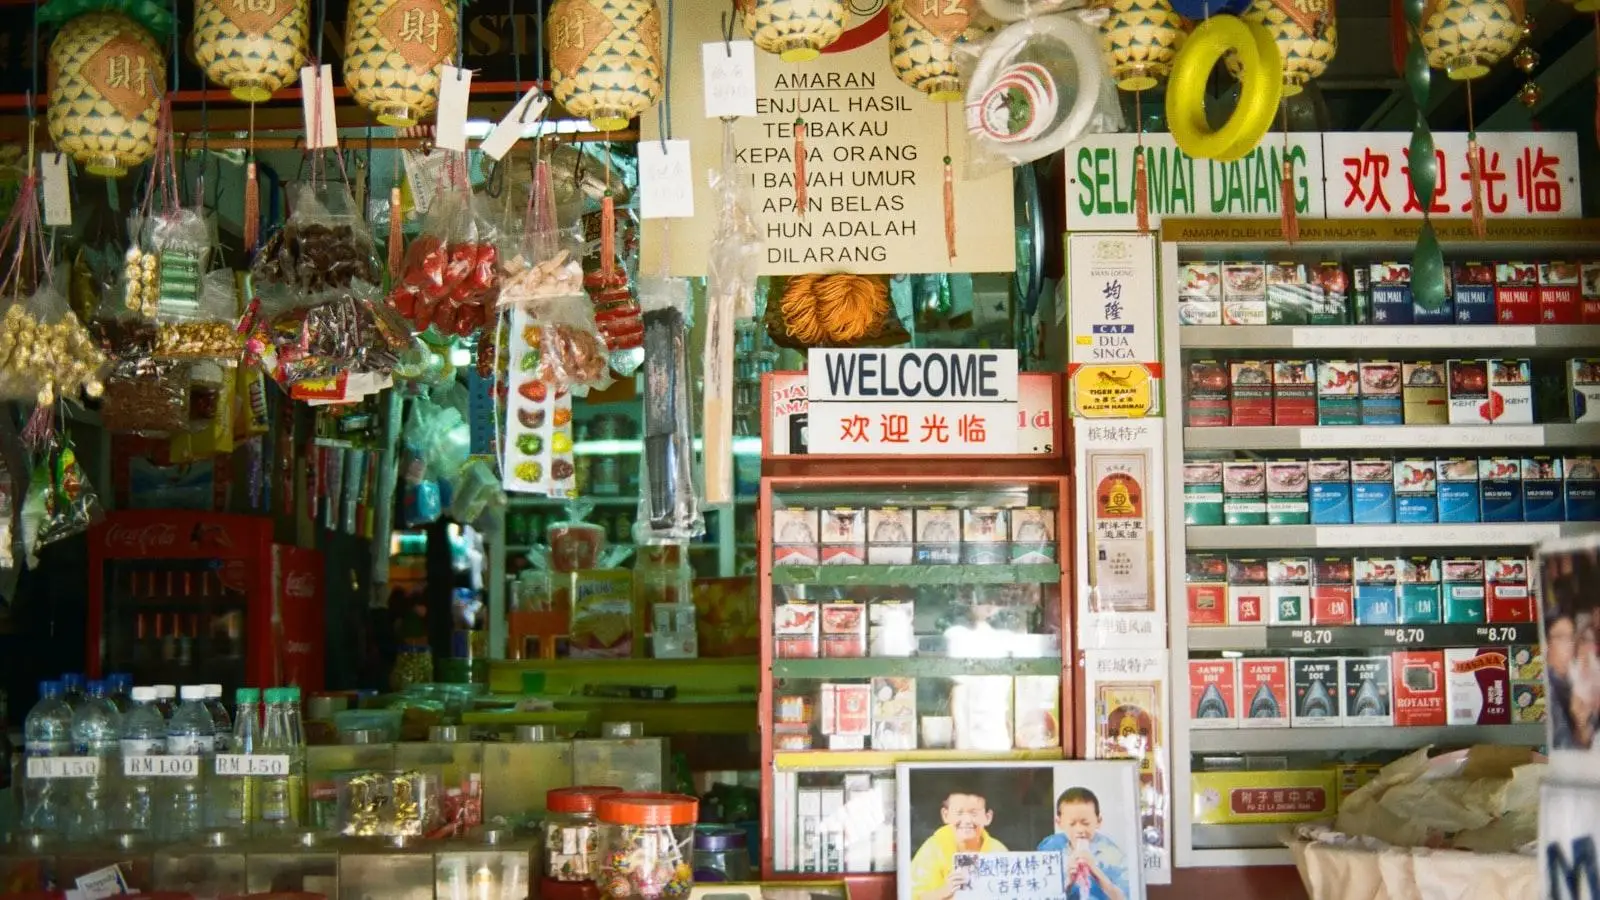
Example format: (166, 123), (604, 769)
(1065, 134), (1326, 231)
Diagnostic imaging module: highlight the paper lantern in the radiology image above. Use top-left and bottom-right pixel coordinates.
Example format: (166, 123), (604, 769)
(547, 0), (663, 131)
(740, 0), (847, 62)
(888, 0), (994, 101)
(1095, 0), (1188, 91)
(46, 11), (167, 177)
(1228, 0), (1335, 96)
(344, 0), (458, 126)
(1419, 0), (1524, 80)
(192, 0), (310, 102)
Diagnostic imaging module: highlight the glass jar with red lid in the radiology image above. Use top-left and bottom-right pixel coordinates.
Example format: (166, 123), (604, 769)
(543, 785), (624, 892)
(596, 792), (699, 900)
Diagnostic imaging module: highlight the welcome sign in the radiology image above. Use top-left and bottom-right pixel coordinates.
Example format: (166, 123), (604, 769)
(807, 349), (1021, 455)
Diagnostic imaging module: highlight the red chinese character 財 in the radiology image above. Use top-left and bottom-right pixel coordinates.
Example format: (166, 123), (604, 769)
(1343, 149), (1392, 213)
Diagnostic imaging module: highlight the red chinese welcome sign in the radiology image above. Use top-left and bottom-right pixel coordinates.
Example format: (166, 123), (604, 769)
(1321, 132), (1579, 219)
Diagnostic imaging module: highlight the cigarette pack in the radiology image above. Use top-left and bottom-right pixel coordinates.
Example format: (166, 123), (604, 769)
(868, 600), (915, 658)
(1479, 457), (1524, 523)
(1311, 557), (1355, 625)
(1583, 262), (1600, 322)
(1452, 262), (1496, 324)
(1186, 361), (1231, 428)
(1268, 557), (1313, 625)
(1013, 675), (1061, 749)
(820, 603), (866, 658)
(821, 682), (872, 736)
(1511, 681), (1546, 723)
(1178, 261), (1223, 325)
(1342, 656), (1394, 726)
(1445, 647), (1510, 725)
(869, 677), (916, 750)
(1190, 659), (1238, 729)
(1238, 658), (1290, 728)
(1184, 461), (1225, 526)
(960, 508), (1008, 564)
(914, 508), (960, 564)
(1539, 262), (1582, 324)
(1359, 361), (1404, 425)
(1522, 457), (1564, 522)
(1354, 556), (1399, 626)
(1489, 359), (1533, 424)
(775, 545), (820, 567)
(1399, 556), (1442, 624)
(952, 676), (1013, 752)
(1309, 458), (1353, 525)
(1392, 650), (1447, 726)
(1442, 557), (1487, 624)
(820, 509), (865, 543)
(1352, 266), (1371, 323)
(1222, 262), (1268, 325)
(1569, 359), (1600, 423)
(1317, 360), (1361, 426)
(1351, 459), (1396, 525)
(1309, 262), (1352, 325)
(1267, 262), (1313, 325)
(1369, 262), (1415, 324)
(1186, 554), (1228, 627)
(1566, 457), (1600, 521)
(776, 694), (814, 726)
(1291, 657), (1344, 727)
(1486, 557), (1533, 623)
(1402, 362), (1448, 425)
(819, 790), (844, 872)
(1229, 360), (1275, 427)
(1438, 458), (1482, 523)
(820, 546), (865, 566)
(1227, 557), (1268, 626)
(1009, 507), (1056, 563)
(773, 508), (820, 565)
(775, 602), (820, 658)
(1273, 360), (1317, 426)
(1394, 458), (1438, 524)
(1447, 359), (1491, 425)
(1509, 644), (1544, 681)
(866, 508), (913, 565)
(1224, 461), (1268, 526)
(1266, 460), (1310, 526)
(1495, 262), (1539, 325)
(796, 789), (822, 872)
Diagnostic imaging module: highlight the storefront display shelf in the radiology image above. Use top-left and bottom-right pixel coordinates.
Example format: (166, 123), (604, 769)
(1186, 623), (1533, 652)
(772, 656), (1062, 680)
(769, 563), (1061, 586)
(1183, 424), (1600, 451)
(1188, 723), (1545, 754)
(1185, 522), (1600, 550)
(1179, 324), (1600, 351)
(772, 748), (1064, 769)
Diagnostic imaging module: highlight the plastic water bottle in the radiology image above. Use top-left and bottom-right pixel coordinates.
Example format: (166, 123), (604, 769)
(22, 681), (73, 836)
(119, 687), (166, 833)
(212, 688), (260, 832)
(255, 688), (298, 831)
(59, 673), (86, 710)
(202, 685), (232, 752)
(68, 681), (120, 843)
(165, 686), (214, 841)
(106, 674), (135, 714)
(153, 685), (177, 719)
(284, 686), (307, 825)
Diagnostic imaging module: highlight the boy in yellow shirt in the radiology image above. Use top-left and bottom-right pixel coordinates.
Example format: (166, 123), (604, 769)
(909, 791), (1009, 900)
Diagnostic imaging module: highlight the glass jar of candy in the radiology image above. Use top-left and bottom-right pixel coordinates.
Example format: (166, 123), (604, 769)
(543, 786), (624, 885)
(596, 793), (699, 900)
(690, 825), (750, 883)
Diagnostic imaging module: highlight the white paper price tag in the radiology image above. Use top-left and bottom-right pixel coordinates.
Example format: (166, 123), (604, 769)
(435, 65), (474, 152)
(74, 865), (127, 900)
(480, 88), (549, 161)
(701, 40), (757, 118)
(301, 64), (339, 149)
(123, 755), (200, 777)
(25, 756), (101, 779)
(215, 753), (291, 776)
(41, 153), (71, 227)
(639, 140), (695, 219)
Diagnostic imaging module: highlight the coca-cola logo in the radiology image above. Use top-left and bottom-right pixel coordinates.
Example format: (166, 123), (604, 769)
(285, 572), (316, 599)
(285, 640), (313, 656)
(104, 523), (180, 554)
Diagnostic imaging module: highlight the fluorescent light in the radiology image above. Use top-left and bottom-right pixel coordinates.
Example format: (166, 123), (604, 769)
(571, 436), (763, 457)
(462, 117), (599, 141)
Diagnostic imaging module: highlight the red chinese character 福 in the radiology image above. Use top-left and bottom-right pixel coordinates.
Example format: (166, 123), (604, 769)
(1459, 146), (1509, 215)
(919, 414), (949, 444)
(1515, 147), (1563, 213)
(879, 413), (909, 444)
(1343, 149), (1392, 213)
(1401, 148), (1450, 214)
(957, 413), (987, 444)
(840, 415), (869, 443)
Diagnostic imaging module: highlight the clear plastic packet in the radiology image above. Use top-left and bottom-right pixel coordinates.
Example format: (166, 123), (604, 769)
(145, 208), (214, 322)
(388, 156), (500, 337)
(703, 122), (764, 504)
(496, 159), (586, 304)
(520, 293), (611, 393)
(100, 358), (193, 435)
(636, 278), (702, 543)
(155, 268), (245, 364)
(251, 182), (380, 316)
(20, 436), (101, 566)
(0, 285), (107, 407)
(258, 283), (416, 387)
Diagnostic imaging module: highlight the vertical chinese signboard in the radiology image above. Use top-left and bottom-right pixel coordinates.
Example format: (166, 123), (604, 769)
(1067, 233), (1162, 419)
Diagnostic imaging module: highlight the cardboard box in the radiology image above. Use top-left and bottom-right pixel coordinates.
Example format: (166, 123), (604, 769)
(1238, 658), (1291, 728)
(1445, 647), (1510, 725)
(1352, 265), (1372, 324)
(1495, 262), (1539, 324)
(1489, 359), (1533, 424)
(1352, 459), (1396, 524)
(1177, 261), (1223, 325)
(1359, 361), (1404, 425)
(1570, 359), (1600, 423)
(1509, 644), (1544, 682)
(869, 677), (916, 750)
(1370, 262), (1415, 324)
(960, 508), (1008, 564)
(821, 603), (866, 658)
(820, 509), (866, 544)
(914, 508), (960, 564)
(1399, 556), (1442, 624)
(868, 600), (915, 658)
(1402, 362), (1448, 425)
(1522, 457), (1564, 522)
(1583, 262), (1600, 322)
(1480, 457), (1524, 523)
(1442, 557), (1487, 624)
(1267, 460), (1310, 526)
(1453, 262), (1496, 324)
(1186, 361), (1231, 428)
(776, 602), (820, 658)
(1292, 657), (1344, 727)
(774, 509), (821, 565)
(1447, 359), (1491, 425)
(1268, 557), (1313, 625)
(1310, 458), (1353, 525)
(1567, 457), (1600, 521)
(1191, 770), (1337, 825)
(1438, 457), (1482, 523)
(1312, 557), (1355, 625)
(866, 508), (914, 565)
(1186, 554), (1229, 627)
(1013, 675), (1061, 750)
(1309, 262), (1352, 325)
(1336, 764), (1384, 799)
(1230, 360), (1275, 427)
(1394, 458), (1439, 524)
(1354, 557), (1400, 625)
(1317, 360), (1361, 426)
(1009, 508), (1056, 563)
(1486, 557), (1533, 623)
(1184, 461), (1225, 526)
(1267, 262), (1313, 325)
(1511, 681), (1546, 723)
(1227, 557), (1269, 625)
(1342, 656), (1394, 726)
(1224, 461), (1268, 526)
(1273, 361), (1317, 426)
(1222, 262), (1268, 325)
(1392, 650), (1447, 726)
(1539, 262), (1583, 324)
(1190, 659), (1238, 729)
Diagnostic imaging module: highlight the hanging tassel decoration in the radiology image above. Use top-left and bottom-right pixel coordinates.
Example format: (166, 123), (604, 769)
(388, 186), (404, 275)
(794, 118), (808, 218)
(1466, 136), (1487, 238)
(601, 192), (617, 279)
(1279, 157), (1300, 243)
(1134, 145), (1151, 233)
(243, 161), (260, 253)
(942, 108), (956, 262)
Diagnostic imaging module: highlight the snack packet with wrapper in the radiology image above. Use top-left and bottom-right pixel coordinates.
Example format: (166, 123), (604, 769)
(388, 155), (500, 337)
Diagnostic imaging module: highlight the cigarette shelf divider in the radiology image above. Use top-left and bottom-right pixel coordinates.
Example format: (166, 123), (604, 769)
(1179, 324), (1600, 351)
(1185, 522), (1600, 551)
(1188, 723), (1547, 754)
(1186, 623), (1536, 653)
(772, 656), (1063, 680)
(1183, 423), (1600, 451)
(769, 562), (1062, 586)
(773, 748), (1065, 770)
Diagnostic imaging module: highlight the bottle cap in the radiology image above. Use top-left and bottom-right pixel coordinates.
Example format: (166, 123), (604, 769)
(285, 686), (302, 701)
(87, 680), (107, 697)
(236, 687), (261, 704)
(130, 686), (157, 702)
(204, 684), (223, 699)
(155, 685), (176, 699)
(61, 673), (84, 689)
(110, 673), (133, 688)
(37, 680), (60, 697)
(263, 687), (284, 703)
(180, 685), (206, 701)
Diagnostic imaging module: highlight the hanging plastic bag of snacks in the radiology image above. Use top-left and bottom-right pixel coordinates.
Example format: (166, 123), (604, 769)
(100, 358), (193, 435)
(155, 265), (245, 364)
(635, 278), (701, 543)
(251, 180), (380, 317)
(21, 436), (101, 566)
(388, 154), (500, 337)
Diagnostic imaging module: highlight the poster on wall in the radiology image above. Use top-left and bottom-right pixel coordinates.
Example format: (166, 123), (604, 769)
(896, 760), (1144, 900)
(1073, 420), (1166, 649)
(640, 4), (1014, 276)
(1066, 233), (1161, 418)
(1536, 535), (1600, 781)
(1083, 648), (1171, 886)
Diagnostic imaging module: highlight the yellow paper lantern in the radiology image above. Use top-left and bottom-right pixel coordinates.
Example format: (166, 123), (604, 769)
(1419, 0), (1523, 79)
(741, 0), (847, 62)
(888, 0), (994, 101)
(47, 11), (167, 177)
(192, 0), (310, 102)
(1228, 0), (1335, 96)
(1094, 0), (1188, 91)
(547, 0), (663, 131)
(344, 0), (458, 126)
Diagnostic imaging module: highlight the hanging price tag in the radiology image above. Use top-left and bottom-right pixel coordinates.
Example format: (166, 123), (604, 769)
(300, 64), (339, 149)
(435, 65), (474, 152)
(41, 153), (71, 227)
(480, 88), (549, 161)
(702, 41), (757, 118)
(639, 140), (695, 219)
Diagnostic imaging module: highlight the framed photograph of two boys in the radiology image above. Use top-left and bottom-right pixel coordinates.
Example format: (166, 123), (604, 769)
(897, 761), (1145, 900)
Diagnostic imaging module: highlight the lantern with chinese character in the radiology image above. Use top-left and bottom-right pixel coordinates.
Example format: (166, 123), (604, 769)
(888, 0), (994, 101)
(344, 0), (458, 126)
(193, 0), (310, 102)
(1419, 0), (1524, 79)
(547, 0), (663, 131)
(40, 1), (169, 178)
(1226, 0), (1335, 96)
(1095, 0), (1188, 91)
(740, 0), (847, 62)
